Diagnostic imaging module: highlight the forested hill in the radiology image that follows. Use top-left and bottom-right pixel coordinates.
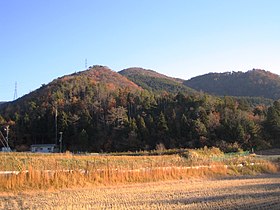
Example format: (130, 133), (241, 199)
(65, 65), (141, 91)
(184, 69), (280, 100)
(0, 66), (145, 149)
(0, 66), (279, 152)
(119, 67), (196, 94)
(5, 65), (142, 106)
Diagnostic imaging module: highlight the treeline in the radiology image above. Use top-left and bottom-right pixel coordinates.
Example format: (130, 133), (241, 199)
(0, 70), (279, 152)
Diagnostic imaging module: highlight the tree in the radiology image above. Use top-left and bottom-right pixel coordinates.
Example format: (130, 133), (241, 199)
(180, 114), (188, 137)
(78, 129), (89, 151)
(156, 112), (170, 147)
(157, 112), (169, 132)
(136, 115), (148, 143)
(193, 119), (208, 147)
(264, 102), (280, 146)
(107, 106), (128, 128)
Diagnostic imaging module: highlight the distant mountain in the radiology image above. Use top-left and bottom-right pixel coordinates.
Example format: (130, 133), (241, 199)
(16, 65), (142, 103)
(0, 65), (146, 149)
(184, 69), (280, 100)
(119, 67), (196, 94)
(0, 65), (142, 116)
(63, 65), (141, 91)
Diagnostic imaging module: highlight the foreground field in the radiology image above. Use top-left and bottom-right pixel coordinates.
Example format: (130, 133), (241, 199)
(1, 173), (279, 210)
(0, 148), (278, 191)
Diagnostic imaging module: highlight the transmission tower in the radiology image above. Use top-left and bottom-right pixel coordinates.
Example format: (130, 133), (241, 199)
(85, 58), (88, 69)
(13, 82), (18, 100)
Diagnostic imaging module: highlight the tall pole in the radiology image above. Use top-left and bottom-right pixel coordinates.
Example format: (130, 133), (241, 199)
(3, 125), (10, 151)
(55, 107), (58, 145)
(59, 132), (63, 153)
(5, 126), (9, 145)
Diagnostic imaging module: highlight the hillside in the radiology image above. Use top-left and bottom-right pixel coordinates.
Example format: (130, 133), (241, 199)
(184, 69), (280, 100)
(0, 66), (279, 152)
(61, 65), (141, 91)
(0, 66), (145, 149)
(119, 67), (195, 94)
(4, 65), (142, 108)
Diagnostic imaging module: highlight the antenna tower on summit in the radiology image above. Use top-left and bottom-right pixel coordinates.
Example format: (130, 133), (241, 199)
(13, 82), (18, 100)
(85, 58), (88, 69)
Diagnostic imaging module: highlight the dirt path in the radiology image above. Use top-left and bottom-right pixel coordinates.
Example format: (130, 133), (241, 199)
(1, 173), (280, 210)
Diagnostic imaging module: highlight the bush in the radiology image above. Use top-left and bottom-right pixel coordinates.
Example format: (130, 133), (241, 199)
(216, 141), (242, 153)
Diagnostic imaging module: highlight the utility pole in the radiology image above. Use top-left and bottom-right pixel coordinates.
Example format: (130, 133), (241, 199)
(4, 126), (9, 146)
(59, 132), (63, 153)
(55, 107), (58, 145)
(1, 126), (11, 152)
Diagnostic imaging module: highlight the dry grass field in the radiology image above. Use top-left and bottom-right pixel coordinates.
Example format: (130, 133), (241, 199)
(0, 148), (279, 209)
(1, 173), (280, 210)
(0, 148), (278, 191)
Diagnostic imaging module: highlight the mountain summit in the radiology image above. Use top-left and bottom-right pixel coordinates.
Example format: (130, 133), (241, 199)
(184, 69), (280, 100)
(59, 65), (142, 91)
(119, 67), (195, 94)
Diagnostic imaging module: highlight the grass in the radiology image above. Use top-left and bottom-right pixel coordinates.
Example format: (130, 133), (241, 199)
(1, 173), (280, 209)
(0, 147), (278, 192)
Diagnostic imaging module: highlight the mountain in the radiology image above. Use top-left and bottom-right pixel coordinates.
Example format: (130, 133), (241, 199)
(61, 65), (141, 91)
(4, 65), (142, 107)
(119, 67), (196, 94)
(184, 69), (280, 100)
(0, 65), (143, 119)
(0, 65), (149, 150)
(0, 65), (279, 152)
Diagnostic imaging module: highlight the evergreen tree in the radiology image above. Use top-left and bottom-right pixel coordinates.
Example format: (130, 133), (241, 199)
(157, 112), (169, 132)
(264, 102), (280, 146)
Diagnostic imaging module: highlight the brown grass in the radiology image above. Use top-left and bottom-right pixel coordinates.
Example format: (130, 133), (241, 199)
(1, 173), (280, 209)
(0, 148), (278, 192)
(0, 163), (229, 191)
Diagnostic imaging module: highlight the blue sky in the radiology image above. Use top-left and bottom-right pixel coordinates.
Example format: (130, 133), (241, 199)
(1, 0), (280, 101)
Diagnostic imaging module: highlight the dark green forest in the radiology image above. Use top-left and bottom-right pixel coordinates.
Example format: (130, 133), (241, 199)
(0, 66), (279, 152)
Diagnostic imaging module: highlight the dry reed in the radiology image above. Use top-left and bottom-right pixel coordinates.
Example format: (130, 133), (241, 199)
(0, 148), (278, 192)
